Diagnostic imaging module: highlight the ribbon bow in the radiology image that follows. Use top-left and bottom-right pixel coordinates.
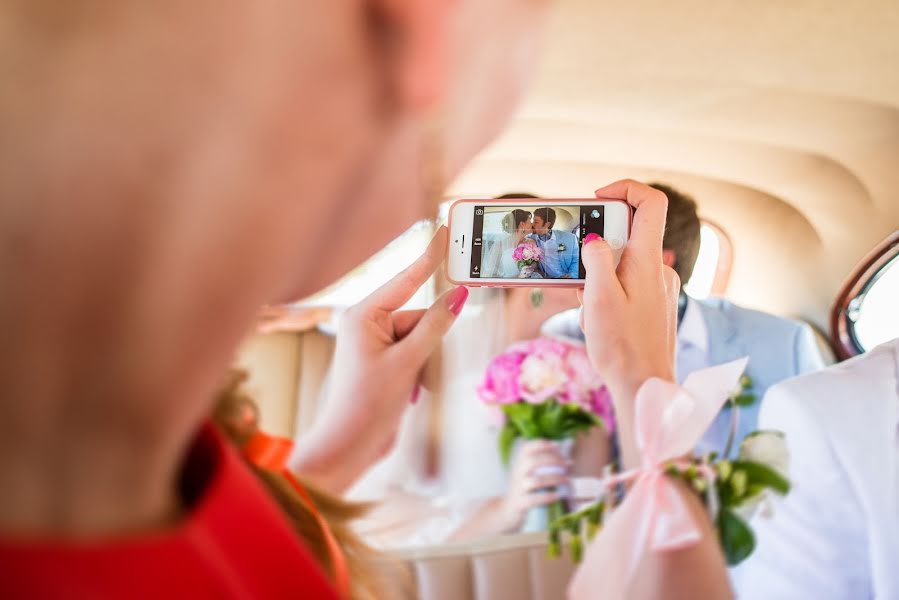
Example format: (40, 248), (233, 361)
(241, 431), (351, 599)
(568, 358), (748, 599)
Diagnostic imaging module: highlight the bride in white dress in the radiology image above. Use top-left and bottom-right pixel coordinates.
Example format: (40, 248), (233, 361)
(483, 209), (541, 278)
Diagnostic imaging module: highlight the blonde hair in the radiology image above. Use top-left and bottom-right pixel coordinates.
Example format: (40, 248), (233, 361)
(212, 370), (410, 600)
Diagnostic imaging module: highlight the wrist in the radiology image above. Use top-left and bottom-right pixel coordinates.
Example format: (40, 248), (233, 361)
(607, 368), (675, 470)
(608, 369), (675, 406)
(290, 426), (365, 495)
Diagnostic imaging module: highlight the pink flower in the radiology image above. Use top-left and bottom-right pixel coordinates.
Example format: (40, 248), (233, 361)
(478, 337), (614, 429)
(589, 386), (616, 433)
(477, 348), (527, 405)
(512, 242), (542, 265)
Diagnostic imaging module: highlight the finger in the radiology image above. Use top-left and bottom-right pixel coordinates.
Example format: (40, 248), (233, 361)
(514, 455), (568, 480)
(523, 474), (570, 493)
(581, 236), (625, 308)
(523, 454), (571, 474)
(361, 226), (448, 312)
(594, 179), (667, 261)
(392, 309), (427, 341)
(396, 285), (468, 359)
(521, 490), (567, 510)
(519, 439), (563, 457)
(663, 266), (681, 367)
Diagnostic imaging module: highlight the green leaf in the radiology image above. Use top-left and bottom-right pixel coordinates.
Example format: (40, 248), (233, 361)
(569, 535), (584, 563)
(717, 508), (756, 565)
(538, 400), (565, 438)
(504, 403), (541, 438)
(498, 422), (519, 467)
(733, 393), (756, 407)
(547, 499), (568, 525)
(732, 460), (791, 496)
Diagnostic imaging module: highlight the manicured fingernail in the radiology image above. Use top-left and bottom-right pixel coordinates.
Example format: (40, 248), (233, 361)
(446, 286), (469, 316)
(583, 233), (602, 246)
(410, 385), (421, 405)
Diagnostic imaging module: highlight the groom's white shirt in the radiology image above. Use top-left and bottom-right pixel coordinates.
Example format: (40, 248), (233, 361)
(736, 338), (899, 599)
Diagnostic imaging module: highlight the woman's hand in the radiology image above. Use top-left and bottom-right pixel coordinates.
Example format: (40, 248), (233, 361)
(575, 184), (732, 599)
(448, 440), (570, 541)
(291, 226), (468, 494)
(496, 440), (570, 532)
(578, 180), (681, 468)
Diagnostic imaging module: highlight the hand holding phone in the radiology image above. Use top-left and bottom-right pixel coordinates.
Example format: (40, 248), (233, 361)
(446, 198), (631, 287)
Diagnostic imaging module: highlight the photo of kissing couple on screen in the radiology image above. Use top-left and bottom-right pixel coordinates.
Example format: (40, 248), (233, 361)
(482, 207), (580, 279)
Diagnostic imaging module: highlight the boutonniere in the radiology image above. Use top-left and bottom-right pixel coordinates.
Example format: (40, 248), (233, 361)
(731, 374), (756, 407)
(558, 243), (567, 252)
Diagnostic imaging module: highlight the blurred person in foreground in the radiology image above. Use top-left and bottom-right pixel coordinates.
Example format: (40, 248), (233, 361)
(212, 369), (411, 600)
(735, 335), (899, 599)
(544, 183), (824, 457)
(0, 2), (731, 599)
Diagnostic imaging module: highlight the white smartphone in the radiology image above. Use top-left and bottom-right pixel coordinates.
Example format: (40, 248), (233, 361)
(446, 198), (631, 287)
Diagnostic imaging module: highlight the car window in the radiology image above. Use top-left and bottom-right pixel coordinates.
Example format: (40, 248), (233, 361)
(847, 253), (899, 352)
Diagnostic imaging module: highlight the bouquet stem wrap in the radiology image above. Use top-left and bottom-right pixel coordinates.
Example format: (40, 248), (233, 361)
(568, 358), (748, 599)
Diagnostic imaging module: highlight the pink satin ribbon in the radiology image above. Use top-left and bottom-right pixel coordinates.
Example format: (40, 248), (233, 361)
(568, 358), (748, 600)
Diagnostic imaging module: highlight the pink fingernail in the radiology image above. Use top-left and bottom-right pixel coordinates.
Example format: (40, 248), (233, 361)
(446, 286), (469, 316)
(583, 233), (602, 246)
(410, 385), (421, 405)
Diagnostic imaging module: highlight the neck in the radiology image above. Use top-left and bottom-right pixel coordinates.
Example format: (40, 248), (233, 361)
(677, 291), (689, 328)
(0, 425), (188, 537)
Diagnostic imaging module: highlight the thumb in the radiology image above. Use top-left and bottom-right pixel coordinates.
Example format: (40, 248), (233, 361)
(398, 286), (468, 359)
(662, 266), (681, 366)
(581, 235), (624, 310)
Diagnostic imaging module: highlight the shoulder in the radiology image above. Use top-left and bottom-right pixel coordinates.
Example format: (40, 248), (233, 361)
(699, 297), (805, 336)
(557, 230), (577, 246)
(761, 341), (897, 427)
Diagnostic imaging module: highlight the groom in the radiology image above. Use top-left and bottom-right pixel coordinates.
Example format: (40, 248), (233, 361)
(530, 207), (579, 279)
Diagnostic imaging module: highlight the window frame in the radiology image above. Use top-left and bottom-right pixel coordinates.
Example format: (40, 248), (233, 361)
(685, 220), (734, 299)
(830, 231), (899, 360)
(703, 220), (734, 297)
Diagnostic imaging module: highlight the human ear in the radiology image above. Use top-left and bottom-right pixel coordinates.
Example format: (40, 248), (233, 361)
(373, 0), (457, 111)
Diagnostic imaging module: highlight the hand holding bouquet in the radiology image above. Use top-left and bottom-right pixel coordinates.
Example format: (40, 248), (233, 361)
(478, 337), (614, 536)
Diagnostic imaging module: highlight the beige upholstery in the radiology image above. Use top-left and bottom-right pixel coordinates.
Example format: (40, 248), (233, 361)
(393, 533), (577, 600)
(235, 330), (335, 438)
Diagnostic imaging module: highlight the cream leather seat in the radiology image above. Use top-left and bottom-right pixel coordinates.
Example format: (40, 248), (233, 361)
(393, 532), (577, 600)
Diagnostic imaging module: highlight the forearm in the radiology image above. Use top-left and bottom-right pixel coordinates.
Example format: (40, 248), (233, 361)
(630, 479), (733, 600)
(446, 498), (508, 542)
(607, 373), (667, 470)
(290, 426), (374, 495)
(608, 377), (732, 600)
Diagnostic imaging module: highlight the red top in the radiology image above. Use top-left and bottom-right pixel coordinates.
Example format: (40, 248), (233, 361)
(0, 425), (339, 600)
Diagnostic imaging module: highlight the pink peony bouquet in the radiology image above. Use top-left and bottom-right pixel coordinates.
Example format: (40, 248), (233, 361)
(478, 337), (615, 465)
(511, 242), (542, 269)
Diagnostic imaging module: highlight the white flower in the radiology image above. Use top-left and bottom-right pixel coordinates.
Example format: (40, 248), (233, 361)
(733, 430), (790, 522)
(733, 493), (770, 522)
(518, 353), (568, 401)
(738, 430), (789, 478)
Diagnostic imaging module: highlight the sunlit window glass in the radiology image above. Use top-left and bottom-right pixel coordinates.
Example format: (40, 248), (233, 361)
(685, 224), (724, 299)
(297, 221), (434, 308)
(849, 254), (899, 351)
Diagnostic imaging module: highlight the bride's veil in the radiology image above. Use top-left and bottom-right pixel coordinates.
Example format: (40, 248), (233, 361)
(482, 211), (521, 277)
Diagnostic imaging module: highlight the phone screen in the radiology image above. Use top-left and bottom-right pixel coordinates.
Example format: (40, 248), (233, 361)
(469, 204), (604, 280)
